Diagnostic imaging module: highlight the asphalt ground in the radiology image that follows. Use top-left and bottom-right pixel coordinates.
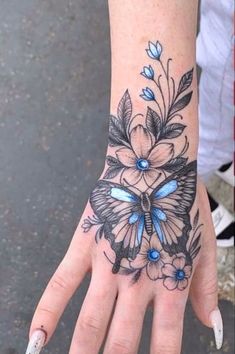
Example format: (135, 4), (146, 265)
(0, 1), (234, 353)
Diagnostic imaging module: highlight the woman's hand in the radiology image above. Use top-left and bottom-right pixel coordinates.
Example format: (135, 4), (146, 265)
(25, 179), (222, 354)
(26, 98), (222, 354)
(26, 34), (223, 354)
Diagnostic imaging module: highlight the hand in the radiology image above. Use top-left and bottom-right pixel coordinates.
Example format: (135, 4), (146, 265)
(25, 178), (222, 354)
(25, 44), (223, 354)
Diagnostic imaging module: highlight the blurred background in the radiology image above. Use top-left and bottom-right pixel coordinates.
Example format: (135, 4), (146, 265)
(0, 1), (234, 353)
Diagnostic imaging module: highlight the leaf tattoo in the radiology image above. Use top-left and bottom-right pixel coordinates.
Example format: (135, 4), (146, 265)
(117, 89), (132, 131)
(177, 68), (194, 96)
(169, 91), (193, 118)
(160, 123), (186, 140)
(146, 107), (162, 141)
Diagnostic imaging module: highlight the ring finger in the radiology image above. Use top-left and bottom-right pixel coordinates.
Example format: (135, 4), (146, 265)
(150, 288), (188, 354)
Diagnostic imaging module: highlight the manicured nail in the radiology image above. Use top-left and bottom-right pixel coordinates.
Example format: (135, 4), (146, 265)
(210, 308), (223, 350)
(25, 329), (46, 354)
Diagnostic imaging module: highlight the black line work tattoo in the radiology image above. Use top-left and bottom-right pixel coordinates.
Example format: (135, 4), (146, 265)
(82, 41), (201, 290)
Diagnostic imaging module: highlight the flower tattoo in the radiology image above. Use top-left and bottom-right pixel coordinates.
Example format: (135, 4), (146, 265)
(162, 256), (192, 291)
(130, 236), (169, 281)
(82, 41), (202, 291)
(146, 41), (162, 60)
(116, 125), (174, 185)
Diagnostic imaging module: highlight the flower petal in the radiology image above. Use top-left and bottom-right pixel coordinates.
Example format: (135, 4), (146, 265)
(149, 41), (159, 57)
(146, 49), (157, 60)
(139, 237), (151, 255)
(116, 147), (136, 167)
(146, 261), (163, 280)
(173, 256), (186, 270)
(130, 253), (147, 269)
(143, 168), (160, 186)
(121, 168), (142, 185)
(156, 41), (162, 57)
(149, 234), (162, 252)
(163, 277), (178, 291)
(148, 143), (174, 167)
(184, 265), (192, 278)
(177, 278), (188, 291)
(130, 125), (153, 159)
(162, 263), (176, 277)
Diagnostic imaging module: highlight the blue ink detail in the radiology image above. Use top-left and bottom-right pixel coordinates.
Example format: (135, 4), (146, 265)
(147, 248), (160, 262)
(155, 180), (178, 199)
(175, 269), (185, 281)
(140, 87), (155, 101)
(137, 216), (145, 244)
(141, 65), (154, 80)
(152, 215), (164, 243)
(146, 41), (162, 60)
(152, 207), (167, 221)
(136, 158), (150, 171)
(111, 188), (137, 202)
(129, 212), (139, 224)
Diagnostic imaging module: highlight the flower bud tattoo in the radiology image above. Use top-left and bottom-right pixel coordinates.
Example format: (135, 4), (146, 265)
(82, 41), (202, 290)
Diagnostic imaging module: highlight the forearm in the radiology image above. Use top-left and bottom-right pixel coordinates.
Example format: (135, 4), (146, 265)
(107, 0), (199, 163)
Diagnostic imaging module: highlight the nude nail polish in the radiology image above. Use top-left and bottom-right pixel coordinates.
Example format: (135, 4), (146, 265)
(210, 308), (223, 350)
(25, 329), (46, 354)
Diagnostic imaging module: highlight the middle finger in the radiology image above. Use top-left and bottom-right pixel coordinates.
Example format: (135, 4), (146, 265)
(69, 264), (118, 354)
(103, 281), (150, 354)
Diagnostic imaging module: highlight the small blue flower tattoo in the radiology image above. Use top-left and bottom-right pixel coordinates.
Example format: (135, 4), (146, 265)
(146, 41), (162, 60)
(141, 65), (154, 80)
(140, 87), (155, 101)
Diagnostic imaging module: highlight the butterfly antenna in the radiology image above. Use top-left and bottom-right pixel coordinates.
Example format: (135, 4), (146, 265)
(123, 178), (142, 194)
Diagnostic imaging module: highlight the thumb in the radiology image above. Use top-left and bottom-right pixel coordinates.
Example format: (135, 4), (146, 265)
(190, 182), (223, 350)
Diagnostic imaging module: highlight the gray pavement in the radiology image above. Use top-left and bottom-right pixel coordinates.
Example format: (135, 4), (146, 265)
(0, 1), (234, 353)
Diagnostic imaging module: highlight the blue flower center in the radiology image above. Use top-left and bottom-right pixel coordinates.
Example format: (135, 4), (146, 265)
(175, 269), (185, 281)
(147, 249), (160, 262)
(136, 158), (150, 171)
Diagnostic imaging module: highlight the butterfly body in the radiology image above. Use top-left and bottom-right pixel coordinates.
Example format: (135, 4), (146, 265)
(140, 193), (153, 236)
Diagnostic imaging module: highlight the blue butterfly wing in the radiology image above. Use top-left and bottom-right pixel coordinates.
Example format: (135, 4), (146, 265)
(150, 161), (197, 252)
(90, 180), (144, 261)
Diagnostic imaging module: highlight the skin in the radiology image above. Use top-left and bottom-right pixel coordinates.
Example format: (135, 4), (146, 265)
(28, 1), (218, 353)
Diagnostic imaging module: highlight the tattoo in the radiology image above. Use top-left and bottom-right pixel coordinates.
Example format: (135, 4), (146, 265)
(82, 41), (202, 290)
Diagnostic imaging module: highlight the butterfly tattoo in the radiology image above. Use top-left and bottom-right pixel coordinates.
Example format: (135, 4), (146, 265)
(89, 161), (197, 273)
(82, 41), (202, 290)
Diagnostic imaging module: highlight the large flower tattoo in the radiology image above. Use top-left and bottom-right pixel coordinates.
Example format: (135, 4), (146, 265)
(130, 235), (169, 280)
(162, 256), (192, 291)
(116, 125), (174, 185)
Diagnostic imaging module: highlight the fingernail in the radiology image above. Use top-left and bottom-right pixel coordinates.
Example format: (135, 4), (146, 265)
(210, 307), (223, 350)
(25, 329), (46, 354)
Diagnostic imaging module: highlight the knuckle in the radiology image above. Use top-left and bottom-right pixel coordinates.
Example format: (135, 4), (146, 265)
(91, 286), (111, 302)
(154, 346), (178, 354)
(108, 339), (134, 354)
(152, 339), (180, 354)
(78, 314), (102, 334)
(194, 275), (218, 298)
(203, 278), (218, 297)
(160, 297), (186, 317)
(161, 317), (181, 332)
(49, 266), (74, 292)
(36, 305), (58, 321)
